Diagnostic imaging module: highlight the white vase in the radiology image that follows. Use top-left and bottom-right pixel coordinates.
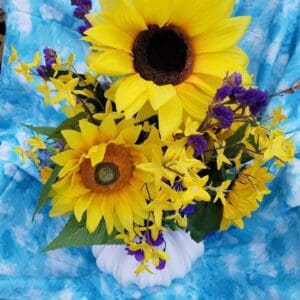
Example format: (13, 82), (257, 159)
(92, 230), (204, 288)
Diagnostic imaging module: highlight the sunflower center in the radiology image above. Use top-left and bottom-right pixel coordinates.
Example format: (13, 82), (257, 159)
(94, 162), (120, 186)
(133, 25), (193, 86)
(80, 144), (134, 193)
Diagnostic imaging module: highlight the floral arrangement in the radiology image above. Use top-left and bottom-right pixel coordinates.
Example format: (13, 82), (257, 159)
(10, 0), (298, 275)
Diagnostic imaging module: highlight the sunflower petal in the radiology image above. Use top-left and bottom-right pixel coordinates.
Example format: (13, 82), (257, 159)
(158, 95), (183, 140)
(84, 23), (133, 52)
(170, 0), (235, 37)
(192, 17), (251, 54)
(176, 83), (211, 121)
(61, 130), (88, 151)
(147, 82), (176, 110)
(79, 119), (100, 147)
(74, 195), (91, 222)
(115, 74), (147, 111)
(51, 150), (81, 166)
(194, 52), (252, 84)
(86, 196), (103, 233)
(87, 144), (107, 166)
(87, 50), (134, 75)
(132, 0), (171, 27)
(124, 92), (148, 118)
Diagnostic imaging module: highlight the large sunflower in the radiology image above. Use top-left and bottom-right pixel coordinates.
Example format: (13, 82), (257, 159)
(85, 0), (251, 139)
(50, 117), (153, 234)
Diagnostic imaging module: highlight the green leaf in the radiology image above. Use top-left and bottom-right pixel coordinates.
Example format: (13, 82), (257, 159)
(32, 165), (61, 221)
(47, 112), (87, 141)
(42, 215), (122, 252)
(187, 201), (223, 243)
(20, 124), (56, 137)
(225, 122), (249, 158)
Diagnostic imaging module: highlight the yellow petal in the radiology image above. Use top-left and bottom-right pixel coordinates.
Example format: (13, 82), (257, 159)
(74, 195), (91, 222)
(116, 193), (133, 232)
(86, 196), (103, 233)
(87, 50), (134, 75)
(101, 198), (114, 234)
(104, 1), (147, 36)
(192, 17), (251, 54)
(84, 23), (134, 52)
(176, 83), (210, 121)
(51, 150), (81, 166)
(124, 91), (148, 118)
(147, 82), (176, 110)
(158, 95), (183, 140)
(132, 0), (171, 27)
(115, 74), (147, 111)
(120, 125), (142, 144)
(170, 0), (235, 37)
(79, 119), (100, 147)
(135, 101), (157, 123)
(87, 144), (107, 166)
(194, 52), (252, 84)
(100, 117), (118, 141)
(61, 130), (87, 151)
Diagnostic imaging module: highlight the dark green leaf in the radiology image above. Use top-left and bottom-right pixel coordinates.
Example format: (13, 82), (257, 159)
(187, 201), (223, 243)
(225, 122), (249, 158)
(42, 215), (122, 252)
(47, 112), (88, 141)
(20, 124), (56, 137)
(32, 165), (61, 221)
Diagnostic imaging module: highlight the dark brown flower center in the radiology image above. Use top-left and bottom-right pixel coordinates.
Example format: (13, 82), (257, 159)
(94, 162), (120, 186)
(133, 25), (193, 86)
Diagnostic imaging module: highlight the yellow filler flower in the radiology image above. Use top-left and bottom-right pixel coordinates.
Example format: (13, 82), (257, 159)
(85, 0), (251, 138)
(50, 117), (154, 234)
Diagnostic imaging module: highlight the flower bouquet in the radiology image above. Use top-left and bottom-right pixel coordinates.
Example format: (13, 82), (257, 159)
(10, 0), (298, 288)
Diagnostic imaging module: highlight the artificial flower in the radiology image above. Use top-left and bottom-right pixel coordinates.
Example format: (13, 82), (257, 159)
(85, 0), (251, 138)
(50, 117), (155, 234)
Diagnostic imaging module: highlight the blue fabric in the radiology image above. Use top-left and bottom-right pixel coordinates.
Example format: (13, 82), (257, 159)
(0, 0), (300, 299)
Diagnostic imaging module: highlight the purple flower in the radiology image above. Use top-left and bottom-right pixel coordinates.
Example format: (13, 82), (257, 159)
(43, 48), (57, 69)
(173, 181), (185, 192)
(216, 86), (232, 101)
(71, 0), (92, 7)
(156, 259), (166, 270)
(180, 204), (196, 215)
(145, 231), (164, 247)
(78, 18), (92, 35)
(211, 105), (234, 129)
(237, 88), (268, 115)
(127, 249), (145, 262)
(37, 149), (53, 167)
(187, 135), (207, 156)
(37, 65), (48, 80)
(224, 72), (242, 87)
(74, 6), (89, 19)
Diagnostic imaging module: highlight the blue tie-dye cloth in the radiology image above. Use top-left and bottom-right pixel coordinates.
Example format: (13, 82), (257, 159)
(0, 0), (300, 299)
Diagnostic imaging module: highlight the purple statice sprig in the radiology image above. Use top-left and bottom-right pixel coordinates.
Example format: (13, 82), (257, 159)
(211, 105), (234, 129)
(71, 0), (92, 35)
(37, 48), (57, 80)
(187, 134), (208, 156)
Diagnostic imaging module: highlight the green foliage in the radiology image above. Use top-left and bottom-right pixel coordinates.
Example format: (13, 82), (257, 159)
(22, 112), (87, 141)
(42, 215), (122, 252)
(32, 165), (61, 221)
(187, 200), (223, 243)
(224, 122), (250, 159)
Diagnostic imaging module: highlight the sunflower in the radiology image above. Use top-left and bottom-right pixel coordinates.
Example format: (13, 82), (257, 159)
(85, 0), (251, 139)
(220, 160), (274, 230)
(50, 117), (153, 234)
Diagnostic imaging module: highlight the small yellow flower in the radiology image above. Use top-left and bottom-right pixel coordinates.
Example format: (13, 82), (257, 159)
(14, 52), (41, 82)
(28, 134), (46, 151)
(8, 45), (18, 64)
(27, 150), (40, 165)
(36, 80), (52, 105)
(15, 146), (27, 162)
(264, 130), (294, 163)
(50, 77), (79, 106)
(213, 180), (232, 205)
(272, 106), (287, 126)
(215, 141), (232, 170)
(40, 167), (53, 184)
